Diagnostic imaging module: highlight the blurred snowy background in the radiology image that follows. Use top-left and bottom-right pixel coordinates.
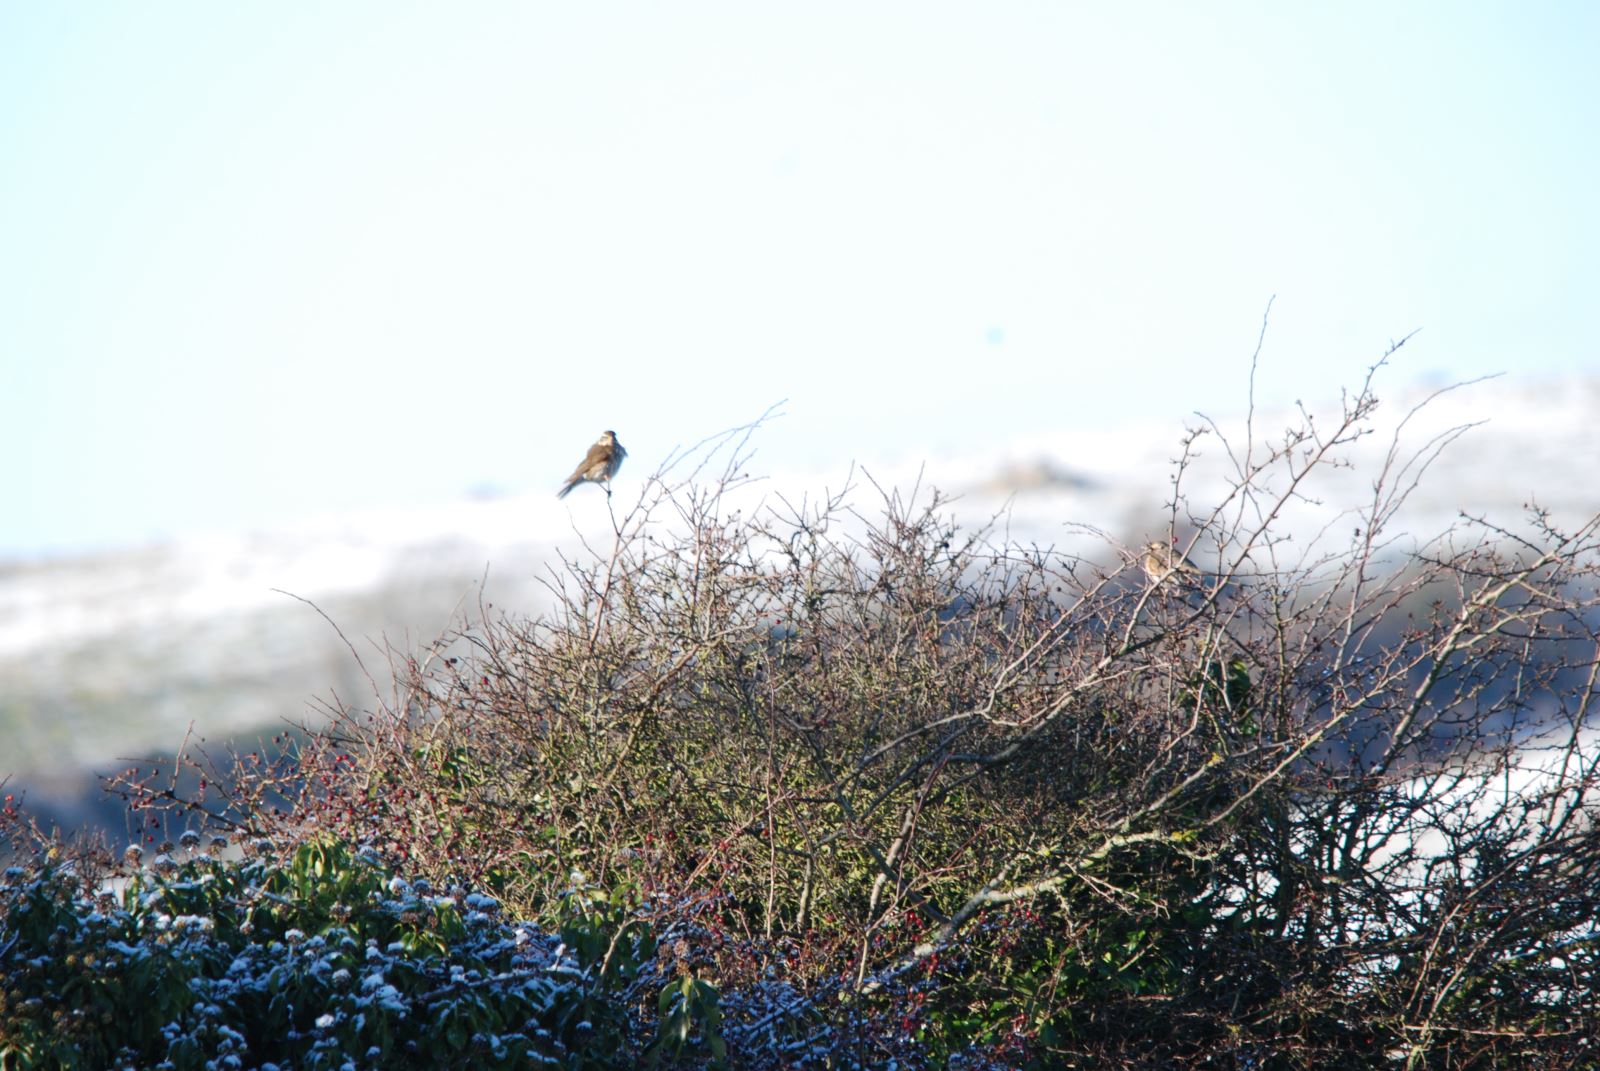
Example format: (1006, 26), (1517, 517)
(7, 373), (1597, 829)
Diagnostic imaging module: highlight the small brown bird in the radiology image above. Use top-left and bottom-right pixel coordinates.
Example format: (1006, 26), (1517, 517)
(557, 430), (627, 498)
(1142, 539), (1203, 586)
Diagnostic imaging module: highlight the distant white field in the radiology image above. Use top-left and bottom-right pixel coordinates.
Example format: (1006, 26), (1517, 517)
(2, 375), (1595, 800)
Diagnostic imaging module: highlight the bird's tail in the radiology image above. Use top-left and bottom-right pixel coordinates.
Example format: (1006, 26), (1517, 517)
(557, 480), (576, 499)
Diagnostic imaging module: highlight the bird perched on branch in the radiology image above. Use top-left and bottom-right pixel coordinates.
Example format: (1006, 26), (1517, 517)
(1142, 539), (1204, 587)
(557, 430), (627, 498)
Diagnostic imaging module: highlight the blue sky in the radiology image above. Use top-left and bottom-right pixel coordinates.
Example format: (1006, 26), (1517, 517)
(4, 3), (1596, 557)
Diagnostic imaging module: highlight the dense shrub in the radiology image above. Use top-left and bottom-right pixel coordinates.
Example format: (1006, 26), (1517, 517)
(104, 370), (1600, 1067)
(0, 839), (719, 1070)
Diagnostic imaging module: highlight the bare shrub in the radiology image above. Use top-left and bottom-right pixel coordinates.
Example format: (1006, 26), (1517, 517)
(111, 364), (1600, 1068)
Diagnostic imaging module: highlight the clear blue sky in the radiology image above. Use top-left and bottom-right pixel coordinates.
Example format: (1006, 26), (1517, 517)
(4, 3), (1596, 556)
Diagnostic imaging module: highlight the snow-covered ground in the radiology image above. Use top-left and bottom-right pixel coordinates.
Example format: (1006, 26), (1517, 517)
(3, 375), (1595, 823)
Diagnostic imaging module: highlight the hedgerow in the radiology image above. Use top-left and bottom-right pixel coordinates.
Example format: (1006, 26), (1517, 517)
(58, 363), (1600, 1067)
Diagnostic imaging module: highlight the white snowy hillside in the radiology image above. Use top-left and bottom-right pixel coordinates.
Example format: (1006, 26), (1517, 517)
(2, 374), (1596, 825)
